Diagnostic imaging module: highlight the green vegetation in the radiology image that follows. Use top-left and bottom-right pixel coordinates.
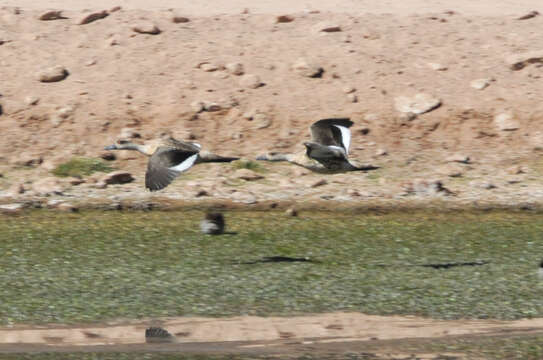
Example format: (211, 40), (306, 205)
(231, 159), (266, 172)
(1, 210), (543, 326)
(51, 157), (113, 178)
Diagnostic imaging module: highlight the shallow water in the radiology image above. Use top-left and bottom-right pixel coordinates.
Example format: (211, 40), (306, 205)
(1, 210), (542, 324)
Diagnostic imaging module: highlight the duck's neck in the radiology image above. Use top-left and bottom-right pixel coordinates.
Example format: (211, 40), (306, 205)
(120, 143), (151, 155)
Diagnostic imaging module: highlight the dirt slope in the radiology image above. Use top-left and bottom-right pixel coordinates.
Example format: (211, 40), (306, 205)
(0, 1), (542, 206)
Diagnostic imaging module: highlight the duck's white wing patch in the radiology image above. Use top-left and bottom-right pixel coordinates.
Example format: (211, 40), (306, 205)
(169, 154), (198, 173)
(333, 125), (351, 154)
(191, 142), (202, 149)
(328, 145), (347, 155)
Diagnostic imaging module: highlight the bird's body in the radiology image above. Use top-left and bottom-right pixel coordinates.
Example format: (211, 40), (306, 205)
(104, 136), (239, 191)
(200, 212), (225, 235)
(257, 118), (378, 173)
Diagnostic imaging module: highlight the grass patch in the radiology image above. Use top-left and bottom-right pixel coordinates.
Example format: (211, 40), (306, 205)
(1, 210), (543, 325)
(231, 159), (266, 173)
(51, 157), (113, 178)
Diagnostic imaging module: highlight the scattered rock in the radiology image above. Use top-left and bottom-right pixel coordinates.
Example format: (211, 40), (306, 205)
(285, 208), (298, 216)
(214, 71), (229, 79)
(107, 34), (121, 46)
(506, 175), (524, 184)
(230, 192), (257, 204)
(347, 93), (358, 103)
(506, 50), (543, 70)
(253, 113), (271, 129)
(292, 58), (324, 78)
(24, 96), (39, 106)
(119, 127), (141, 139)
(109, 6), (122, 12)
(428, 62), (447, 71)
(402, 179), (453, 196)
(437, 164), (464, 177)
(94, 181), (108, 189)
(310, 179), (328, 188)
(203, 101), (221, 112)
(38, 10), (65, 21)
(517, 10), (539, 20)
(343, 86), (356, 94)
(132, 23), (161, 35)
(394, 93), (441, 114)
(276, 15), (294, 23)
(195, 189), (209, 197)
(0, 203), (24, 214)
(66, 177), (85, 186)
(234, 169), (264, 181)
(101, 171), (134, 185)
(347, 189), (361, 197)
(200, 63), (219, 72)
(531, 131), (543, 150)
(172, 16), (190, 23)
(494, 112), (519, 131)
(11, 153), (43, 167)
(396, 112), (417, 123)
(375, 148), (388, 156)
(470, 78), (491, 90)
(7, 182), (26, 196)
(191, 101), (205, 113)
(32, 177), (65, 196)
(76, 10), (108, 25)
(37, 65), (69, 82)
(469, 181), (496, 190)
(100, 151), (117, 161)
(239, 74), (262, 89)
(313, 21), (342, 33)
(507, 165), (527, 175)
(446, 154), (470, 164)
(200, 212), (225, 235)
(225, 62), (244, 75)
(56, 202), (78, 212)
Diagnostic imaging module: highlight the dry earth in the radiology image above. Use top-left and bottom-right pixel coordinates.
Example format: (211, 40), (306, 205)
(2, 312), (543, 358)
(2, 1), (543, 357)
(1, 1), (543, 210)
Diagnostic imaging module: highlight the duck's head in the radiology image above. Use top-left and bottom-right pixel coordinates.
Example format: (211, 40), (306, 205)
(104, 139), (136, 151)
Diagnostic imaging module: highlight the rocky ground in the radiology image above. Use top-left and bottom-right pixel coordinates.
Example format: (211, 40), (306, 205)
(1, 3), (543, 211)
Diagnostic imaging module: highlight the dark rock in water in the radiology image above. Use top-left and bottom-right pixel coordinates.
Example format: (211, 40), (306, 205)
(145, 327), (174, 343)
(200, 212), (225, 235)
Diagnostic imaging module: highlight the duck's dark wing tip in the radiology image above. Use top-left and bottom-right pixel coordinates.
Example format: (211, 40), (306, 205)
(145, 167), (181, 191)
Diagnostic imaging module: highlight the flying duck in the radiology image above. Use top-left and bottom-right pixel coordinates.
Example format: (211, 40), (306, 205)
(256, 118), (378, 173)
(104, 136), (239, 191)
(200, 212), (225, 235)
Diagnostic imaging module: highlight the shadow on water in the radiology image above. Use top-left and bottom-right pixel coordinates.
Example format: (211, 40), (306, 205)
(235, 256), (319, 265)
(375, 260), (490, 269)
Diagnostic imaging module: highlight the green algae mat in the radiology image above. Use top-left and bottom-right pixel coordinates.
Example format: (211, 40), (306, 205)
(1, 210), (542, 325)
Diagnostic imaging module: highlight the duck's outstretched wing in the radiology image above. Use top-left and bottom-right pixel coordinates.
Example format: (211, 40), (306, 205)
(309, 118), (353, 154)
(145, 146), (199, 191)
(163, 137), (202, 152)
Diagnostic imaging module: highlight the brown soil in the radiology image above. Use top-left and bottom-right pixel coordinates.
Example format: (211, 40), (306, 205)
(1, 1), (543, 208)
(2, 2), (543, 358)
(1, 312), (543, 358)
